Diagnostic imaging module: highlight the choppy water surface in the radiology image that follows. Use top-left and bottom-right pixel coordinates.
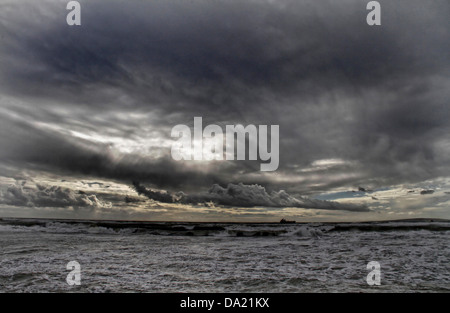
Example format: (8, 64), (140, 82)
(0, 218), (449, 292)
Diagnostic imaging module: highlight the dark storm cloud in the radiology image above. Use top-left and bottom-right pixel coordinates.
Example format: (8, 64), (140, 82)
(2, 0), (446, 107)
(0, 113), (230, 189)
(132, 181), (369, 212)
(0, 0), (449, 195)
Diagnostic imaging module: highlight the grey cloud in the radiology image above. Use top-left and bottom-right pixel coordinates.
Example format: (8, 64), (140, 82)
(132, 181), (369, 212)
(2, 1), (448, 107)
(0, 0), (449, 203)
(0, 115), (230, 189)
(0, 180), (110, 209)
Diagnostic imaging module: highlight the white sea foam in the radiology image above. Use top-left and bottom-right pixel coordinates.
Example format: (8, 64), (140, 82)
(0, 219), (448, 292)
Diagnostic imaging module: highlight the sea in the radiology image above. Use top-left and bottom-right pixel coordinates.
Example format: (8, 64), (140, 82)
(0, 218), (449, 293)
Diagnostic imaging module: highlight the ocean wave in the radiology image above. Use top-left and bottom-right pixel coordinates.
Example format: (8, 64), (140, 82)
(0, 218), (448, 237)
(0, 219), (325, 237)
(327, 222), (450, 232)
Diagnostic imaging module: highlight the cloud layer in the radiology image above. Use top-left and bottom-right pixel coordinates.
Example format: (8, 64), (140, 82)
(133, 181), (369, 212)
(0, 180), (111, 209)
(0, 0), (449, 219)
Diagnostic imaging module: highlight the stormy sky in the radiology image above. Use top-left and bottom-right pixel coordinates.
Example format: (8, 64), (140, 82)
(0, 0), (449, 222)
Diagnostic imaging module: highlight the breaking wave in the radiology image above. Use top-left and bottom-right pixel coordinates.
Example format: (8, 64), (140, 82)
(0, 218), (448, 238)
